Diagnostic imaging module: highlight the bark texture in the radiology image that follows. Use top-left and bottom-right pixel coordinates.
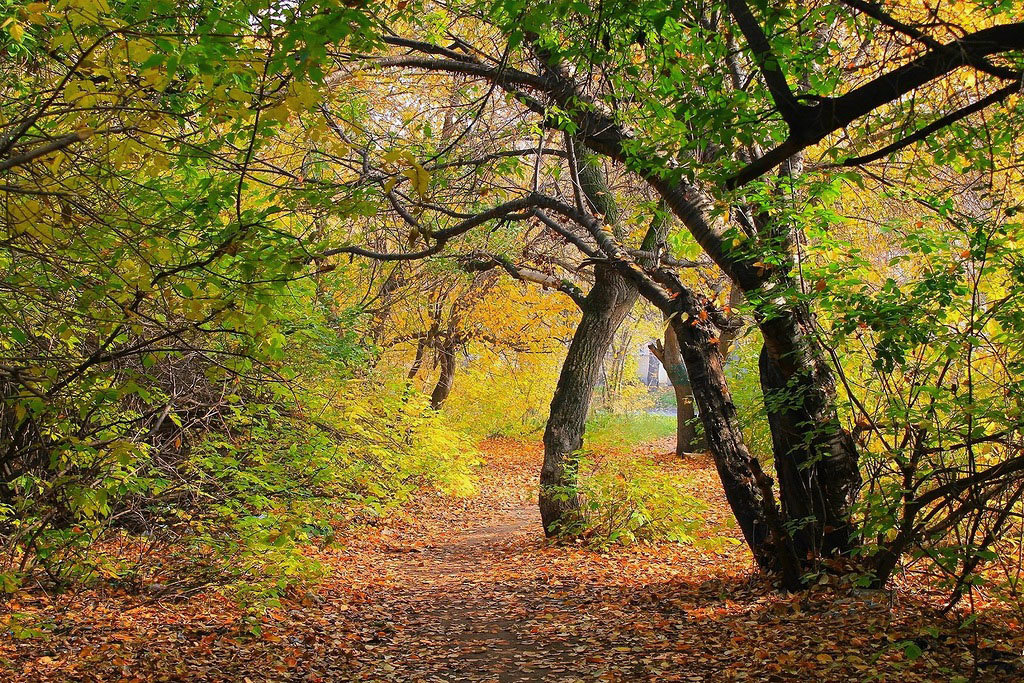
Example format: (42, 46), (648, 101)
(668, 312), (800, 587)
(758, 304), (862, 558)
(650, 326), (701, 455)
(539, 263), (640, 533)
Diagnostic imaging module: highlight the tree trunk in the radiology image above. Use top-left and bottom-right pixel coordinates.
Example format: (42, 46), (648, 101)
(718, 284), (744, 358)
(407, 337), (427, 380)
(676, 384), (699, 454)
(645, 351), (659, 388)
(758, 302), (861, 559)
(669, 314), (801, 587)
(649, 325), (702, 455)
(539, 151), (670, 535)
(429, 342), (457, 410)
(539, 264), (638, 533)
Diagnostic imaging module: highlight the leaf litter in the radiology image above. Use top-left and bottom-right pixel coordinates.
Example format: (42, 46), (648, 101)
(2, 437), (1023, 681)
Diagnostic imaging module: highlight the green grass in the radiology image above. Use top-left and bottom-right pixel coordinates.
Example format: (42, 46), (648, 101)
(584, 412), (676, 451)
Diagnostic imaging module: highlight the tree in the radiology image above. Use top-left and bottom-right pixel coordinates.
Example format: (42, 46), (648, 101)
(649, 324), (701, 454)
(358, 0), (1024, 583)
(539, 151), (674, 531)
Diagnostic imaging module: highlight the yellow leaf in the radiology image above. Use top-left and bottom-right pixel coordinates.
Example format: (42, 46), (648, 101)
(290, 82), (318, 109)
(263, 102), (290, 124)
(127, 39), (152, 64)
(27, 8), (48, 25)
(141, 67), (168, 90)
(402, 161), (430, 197)
(26, 222), (56, 244)
(9, 21), (24, 43)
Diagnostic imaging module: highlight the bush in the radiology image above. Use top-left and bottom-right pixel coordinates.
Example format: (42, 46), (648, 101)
(0, 352), (479, 620)
(547, 453), (705, 547)
(596, 379), (655, 415)
(172, 385), (479, 618)
(441, 347), (567, 439)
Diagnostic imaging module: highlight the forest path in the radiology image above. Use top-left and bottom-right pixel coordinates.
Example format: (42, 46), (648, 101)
(291, 438), (1004, 682)
(318, 437), (749, 682)
(314, 439), (1013, 682)
(355, 501), (581, 682)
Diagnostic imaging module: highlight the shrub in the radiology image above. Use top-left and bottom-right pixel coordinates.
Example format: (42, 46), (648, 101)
(442, 350), (565, 439)
(0, 370), (479, 620)
(548, 453), (705, 548)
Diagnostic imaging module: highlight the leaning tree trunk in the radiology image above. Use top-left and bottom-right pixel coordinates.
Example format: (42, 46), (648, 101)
(429, 342), (457, 410)
(539, 264), (639, 533)
(407, 337), (427, 380)
(539, 149), (671, 534)
(649, 325), (702, 455)
(718, 283), (744, 358)
(655, 283), (743, 456)
(668, 311), (801, 588)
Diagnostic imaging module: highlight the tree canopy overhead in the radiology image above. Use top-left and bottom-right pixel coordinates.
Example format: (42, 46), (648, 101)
(3, 0), (1024, 678)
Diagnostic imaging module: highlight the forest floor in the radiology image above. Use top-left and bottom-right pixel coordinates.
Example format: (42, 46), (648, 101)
(3, 438), (1024, 681)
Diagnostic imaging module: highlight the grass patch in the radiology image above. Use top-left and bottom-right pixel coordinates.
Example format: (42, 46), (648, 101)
(585, 412), (676, 451)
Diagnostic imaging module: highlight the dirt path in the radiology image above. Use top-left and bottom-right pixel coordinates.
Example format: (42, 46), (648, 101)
(316, 437), (738, 682)
(361, 504), (584, 682)
(330, 443), (603, 682)
(310, 439), (1022, 682)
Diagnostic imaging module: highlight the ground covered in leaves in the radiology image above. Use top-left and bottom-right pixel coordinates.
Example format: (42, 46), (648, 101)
(3, 438), (1024, 681)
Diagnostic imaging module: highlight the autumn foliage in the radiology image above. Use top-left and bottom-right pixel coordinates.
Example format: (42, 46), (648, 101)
(2, 0), (1024, 679)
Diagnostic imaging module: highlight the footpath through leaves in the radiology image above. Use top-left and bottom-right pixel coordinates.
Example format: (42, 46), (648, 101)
(2, 438), (1023, 681)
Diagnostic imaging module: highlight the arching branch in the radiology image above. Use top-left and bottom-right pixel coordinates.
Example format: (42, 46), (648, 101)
(459, 252), (587, 309)
(725, 21), (1024, 187)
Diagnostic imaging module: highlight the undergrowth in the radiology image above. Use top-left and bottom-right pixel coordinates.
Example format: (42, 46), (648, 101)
(1, 381), (478, 633)
(546, 452), (712, 549)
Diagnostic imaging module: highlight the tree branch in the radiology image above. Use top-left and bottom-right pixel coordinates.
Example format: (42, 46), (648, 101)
(726, 0), (804, 128)
(839, 79), (1022, 166)
(460, 252), (586, 309)
(726, 21), (1024, 187)
(840, 0), (1021, 81)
